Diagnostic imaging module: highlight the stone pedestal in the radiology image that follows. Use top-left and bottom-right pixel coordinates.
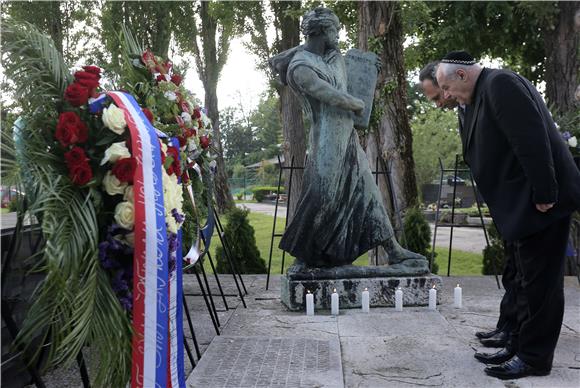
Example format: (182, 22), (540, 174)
(280, 265), (442, 311)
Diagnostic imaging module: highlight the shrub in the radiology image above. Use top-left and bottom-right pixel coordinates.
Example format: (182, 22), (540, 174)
(251, 186), (285, 203)
(401, 207), (439, 274)
(7, 198), (18, 212)
(215, 207), (267, 274)
(482, 223), (505, 275)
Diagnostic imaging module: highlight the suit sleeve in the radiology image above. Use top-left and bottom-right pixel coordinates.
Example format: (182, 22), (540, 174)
(488, 73), (558, 204)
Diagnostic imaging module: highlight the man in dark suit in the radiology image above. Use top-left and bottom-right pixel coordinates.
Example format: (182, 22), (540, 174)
(420, 60), (516, 349)
(436, 51), (580, 380)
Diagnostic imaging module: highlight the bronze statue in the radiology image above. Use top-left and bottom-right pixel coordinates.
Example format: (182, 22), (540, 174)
(270, 8), (428, 273)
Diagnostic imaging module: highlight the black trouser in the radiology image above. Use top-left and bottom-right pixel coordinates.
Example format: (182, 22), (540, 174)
(496, 241), (517, 332)
(508, 215), (571, 370)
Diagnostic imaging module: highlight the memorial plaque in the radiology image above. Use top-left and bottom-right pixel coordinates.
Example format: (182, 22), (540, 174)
(345, 49), (379, 130)
(187, 336), (344, 387)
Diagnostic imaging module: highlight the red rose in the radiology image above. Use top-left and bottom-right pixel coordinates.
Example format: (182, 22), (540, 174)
(166, 146), (181, 176)
(197, 119), (203, 129)
(74, 71), (100, 96)
(156, 74), (166, 83)
(64, 146), (88, 166)
(69, 162), (93, 186)
(192, 108), (201, 119)
(55, 111), (88, 146)
(64, 82), (89, 107)
(142, 108), (154, 124)
(177, 136), (187, 147)
(112, 157), (136, 184)
(82, 66), (101, 77)
(170, 74), (182, 86)
(186, 128), (197, 138)
(181, 171), (190, 184)
(199, 135), (210, 149)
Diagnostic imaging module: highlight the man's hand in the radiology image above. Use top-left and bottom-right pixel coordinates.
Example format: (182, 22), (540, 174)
(536, 203), (555, 212)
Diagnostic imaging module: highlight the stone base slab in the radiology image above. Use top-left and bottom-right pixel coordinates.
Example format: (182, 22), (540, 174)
(281, 273), (442, 311)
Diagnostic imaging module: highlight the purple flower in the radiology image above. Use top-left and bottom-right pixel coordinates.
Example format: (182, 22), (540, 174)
(171, 208), (185, 224)
(112, 270), (129, 293)
(98, 241), (119, 269)
(119, 296), (132, 311)
(562, 131), (572, 140)
(167, 232), (178, 253)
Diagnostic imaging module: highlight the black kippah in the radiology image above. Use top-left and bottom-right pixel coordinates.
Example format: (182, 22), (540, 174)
(441, 51), (476, 65)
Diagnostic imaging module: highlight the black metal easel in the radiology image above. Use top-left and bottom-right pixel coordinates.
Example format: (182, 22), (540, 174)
(370, 156), (406, 262)
(431, 155), (500, 289)
(1, 211), (91, 387)
(265, 155), (305, 290)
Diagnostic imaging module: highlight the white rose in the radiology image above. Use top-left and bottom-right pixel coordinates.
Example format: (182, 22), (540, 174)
(101, 141), (131, 165)
(103, 171), (128, 196)
(102, 105), (127, 135)
(164, 91), (177, 101)
(181, 112), (192, 124)
(187, 138), (198, 152)
(569, 136), (578, 148)
(114, 201), (134, 230)
(201, 112), (212, 128)
(124, 185), (134, 203)
(162, 169), (184, 234)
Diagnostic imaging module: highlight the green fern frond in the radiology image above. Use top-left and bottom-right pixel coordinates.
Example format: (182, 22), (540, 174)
(2, 18), (72, 114)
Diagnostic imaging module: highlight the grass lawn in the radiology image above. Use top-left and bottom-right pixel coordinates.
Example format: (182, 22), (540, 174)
(0, 208), (10, 214)
(202, 211), (483, 276)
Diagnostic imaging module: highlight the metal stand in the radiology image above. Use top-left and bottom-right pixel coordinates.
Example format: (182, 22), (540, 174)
(213, 206), (248, 304)
(266, 155), (305, 290)
(431, 155), (500, 289)
(370, 157), (406, 262)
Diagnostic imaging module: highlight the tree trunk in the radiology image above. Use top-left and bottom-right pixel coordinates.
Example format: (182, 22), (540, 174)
(358, 1), (418, 265)
(200, 1), (234, 213)
(272, 1), (306, 222)
(543, 1), (580, 116)
(151, 4), (171, 58)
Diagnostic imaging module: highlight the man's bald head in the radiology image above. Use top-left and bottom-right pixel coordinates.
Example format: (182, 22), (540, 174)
(435, 62), (482, 105)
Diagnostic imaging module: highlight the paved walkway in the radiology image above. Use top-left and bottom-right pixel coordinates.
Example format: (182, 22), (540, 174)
(238, 202), (488, 254)
(187, 275), (580, 387)
(25, 275), (580, 387)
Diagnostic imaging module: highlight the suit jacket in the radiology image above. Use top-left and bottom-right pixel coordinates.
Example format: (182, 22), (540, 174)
(462, 68), (580, 241)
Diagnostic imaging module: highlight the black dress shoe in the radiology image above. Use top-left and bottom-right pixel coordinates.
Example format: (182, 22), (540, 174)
(474, 348), (514, 365)
(475, 328), (501, 339)
(479, 330), (509, 347)
(484, 356), (551, 380)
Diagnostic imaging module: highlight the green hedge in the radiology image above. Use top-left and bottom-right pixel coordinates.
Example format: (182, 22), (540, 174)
(251, 186), (285, 202)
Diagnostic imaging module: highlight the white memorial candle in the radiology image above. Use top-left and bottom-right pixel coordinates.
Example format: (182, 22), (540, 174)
(395, 287), (403, 311)
(454, 284), (462, 308)
(429, 285), (437, 310)
(331, 288), (339, 316)
(362, 288), (370, 313)
(306, 290), (314, 316)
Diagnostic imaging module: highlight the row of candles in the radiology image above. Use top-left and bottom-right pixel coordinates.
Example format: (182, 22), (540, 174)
(305, 284), (463, 316)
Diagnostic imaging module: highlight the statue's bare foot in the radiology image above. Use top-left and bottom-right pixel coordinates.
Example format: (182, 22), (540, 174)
(388, 247), (426, 265)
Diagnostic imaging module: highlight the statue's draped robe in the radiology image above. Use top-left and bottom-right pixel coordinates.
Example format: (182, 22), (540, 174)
(279, 49), (394, 267)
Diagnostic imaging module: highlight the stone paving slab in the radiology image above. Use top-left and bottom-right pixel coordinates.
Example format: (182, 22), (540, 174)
(188, 275), (580, 388)
(222, 311), (338, 339)
(338, 309), (456, 337)
(341, 334), (501, 388)
(188, 336), (343, 388)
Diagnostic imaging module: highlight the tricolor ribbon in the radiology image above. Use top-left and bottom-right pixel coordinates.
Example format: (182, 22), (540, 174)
(168, 137), (186, 388)
(90, 92), (185, 388)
